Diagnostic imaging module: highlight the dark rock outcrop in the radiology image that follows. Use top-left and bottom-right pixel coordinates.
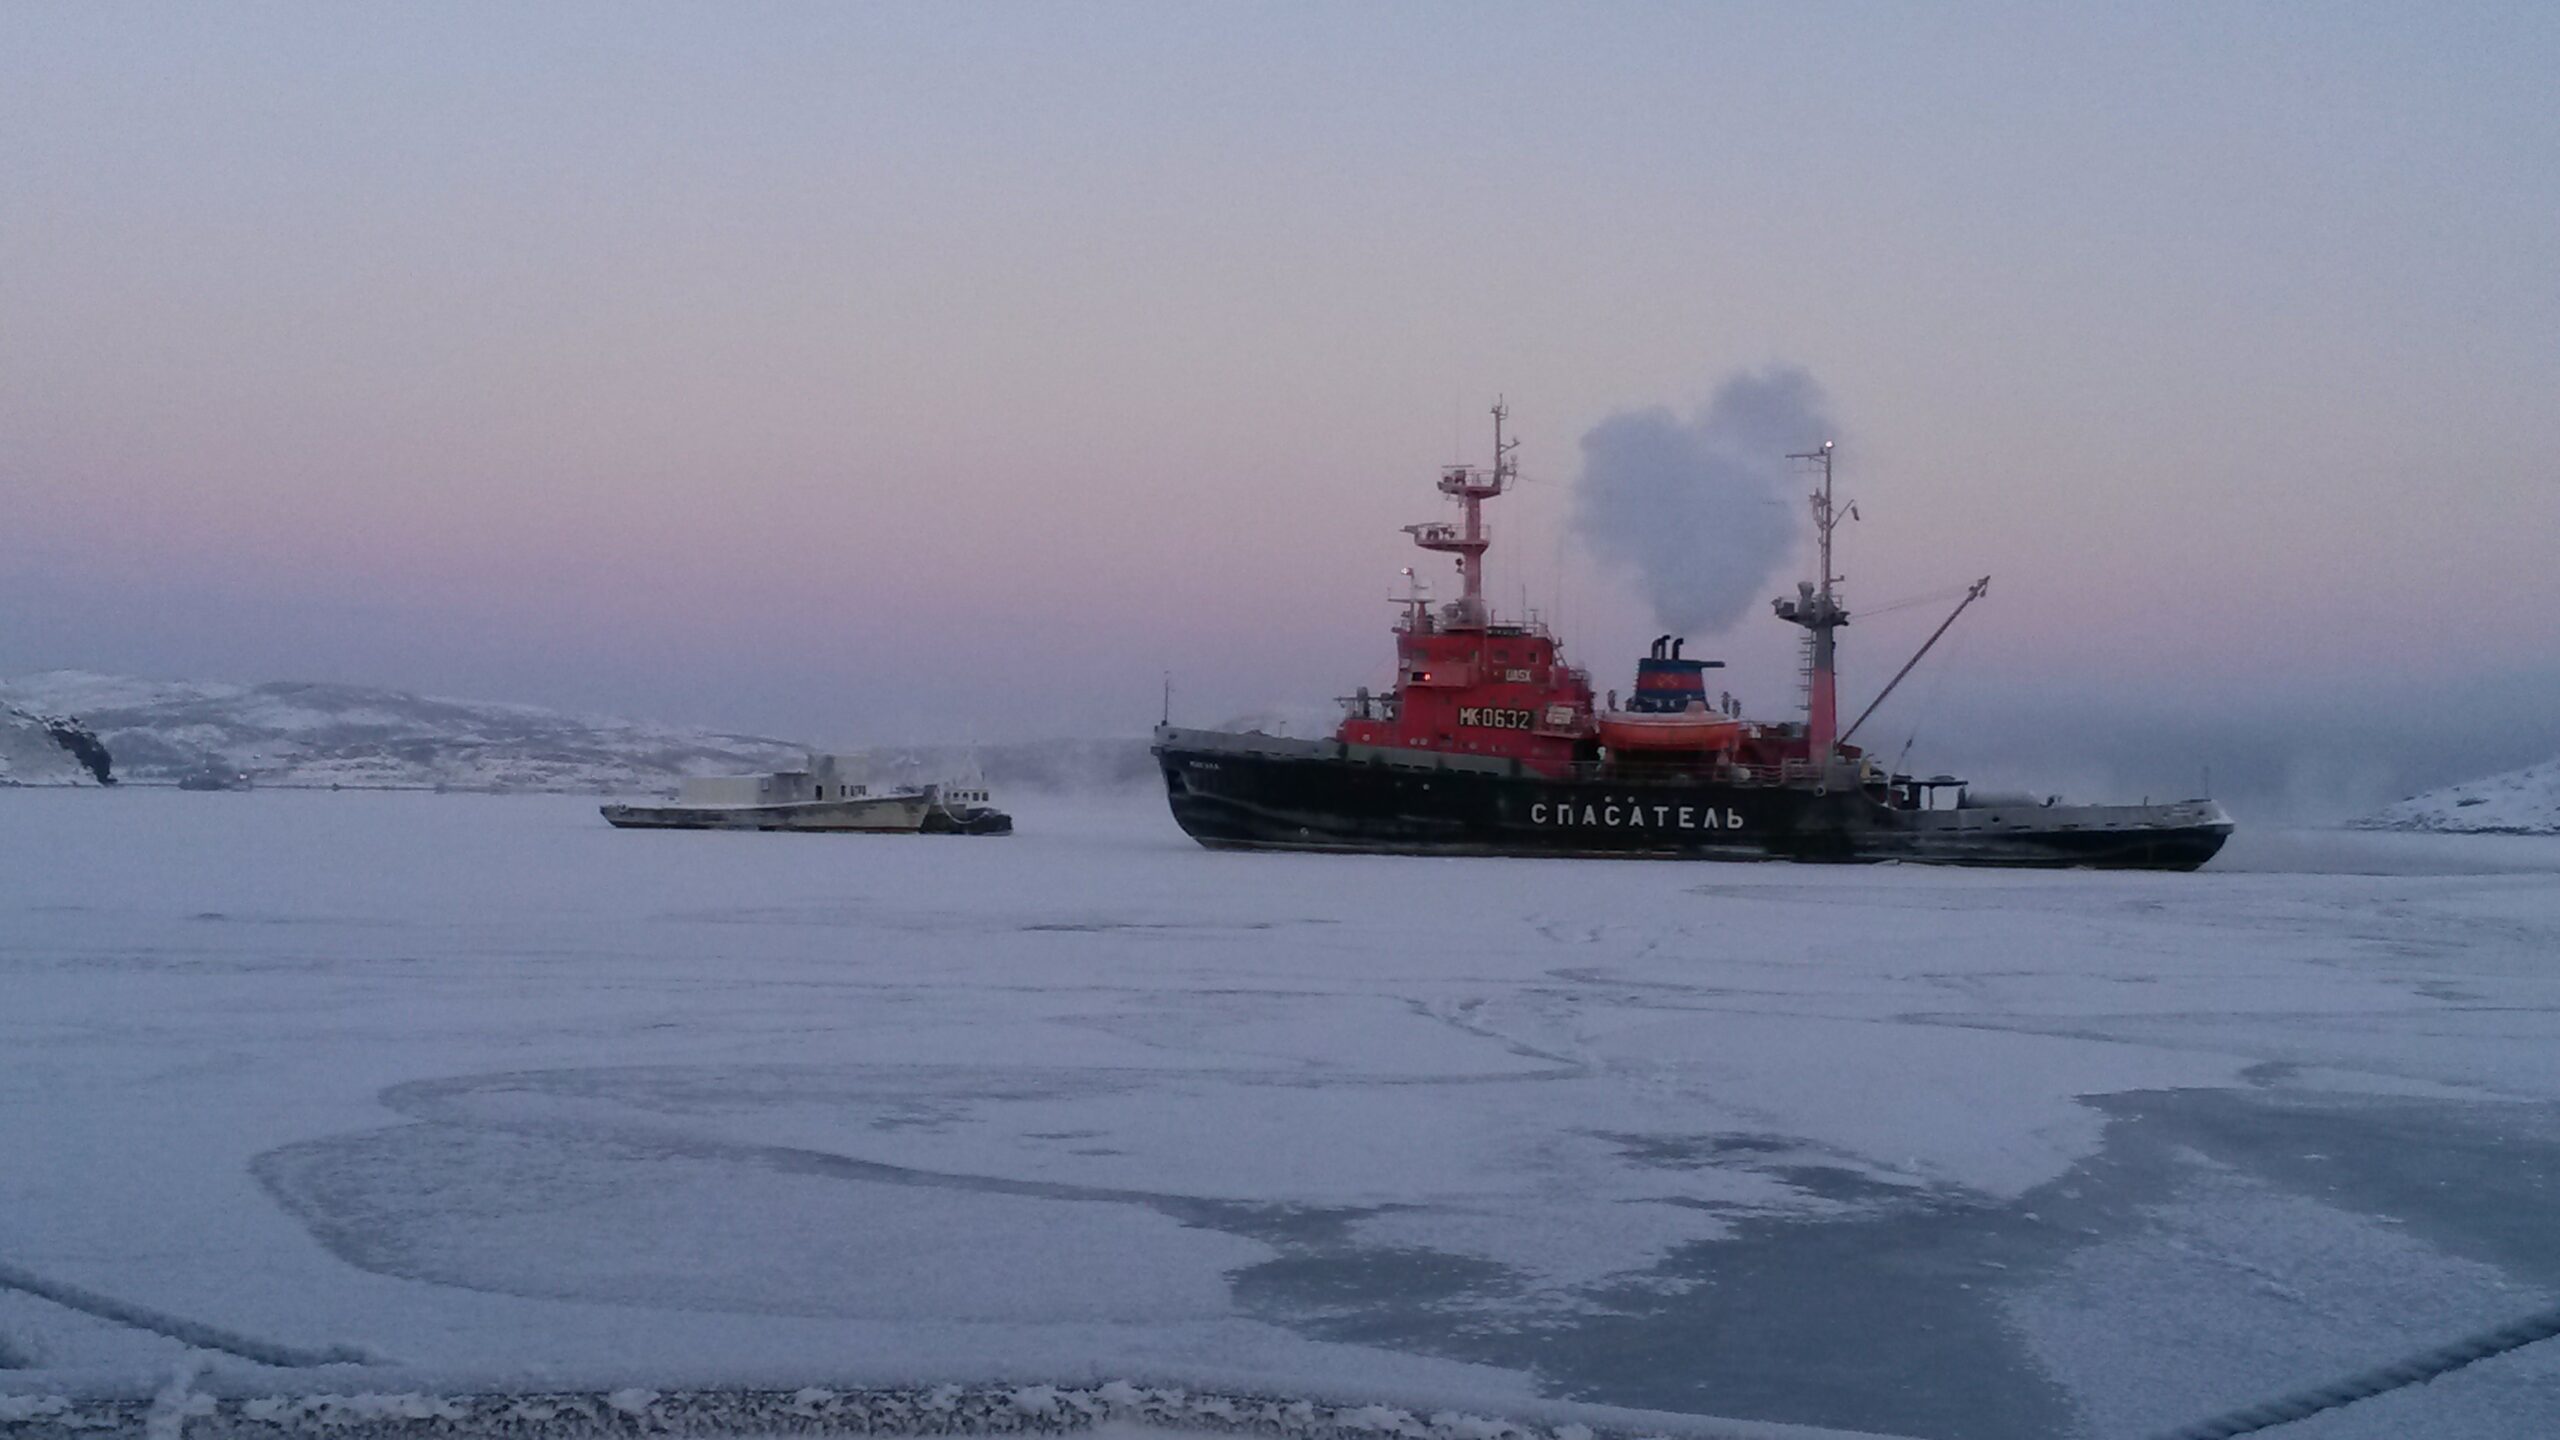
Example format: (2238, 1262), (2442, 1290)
(41, 716), (115, 784)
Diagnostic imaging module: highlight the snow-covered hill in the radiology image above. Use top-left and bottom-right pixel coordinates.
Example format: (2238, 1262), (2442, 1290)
(0, 705), (103, 785)
(0, 671), (810, 793)
(0, 671), (1160, 795)
(2354, 757), (2560, 835)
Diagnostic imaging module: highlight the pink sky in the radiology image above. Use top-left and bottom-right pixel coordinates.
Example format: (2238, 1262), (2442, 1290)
(5, 4), (2556, 765)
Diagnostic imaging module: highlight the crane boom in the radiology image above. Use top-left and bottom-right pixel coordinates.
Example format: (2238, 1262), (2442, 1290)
(1839, 576), (1991, 747)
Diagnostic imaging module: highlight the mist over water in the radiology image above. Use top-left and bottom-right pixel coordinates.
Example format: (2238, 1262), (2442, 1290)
(1573, 368), (1834, 637)
(1863, 667), (2560, 824)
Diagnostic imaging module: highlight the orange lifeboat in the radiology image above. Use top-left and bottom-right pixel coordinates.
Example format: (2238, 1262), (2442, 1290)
(1598, 707), (1742, 753)
(1602, 638), (1738, 752)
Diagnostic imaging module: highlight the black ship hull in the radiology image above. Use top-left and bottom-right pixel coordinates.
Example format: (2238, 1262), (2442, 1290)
(1154, 727), (2230, 871)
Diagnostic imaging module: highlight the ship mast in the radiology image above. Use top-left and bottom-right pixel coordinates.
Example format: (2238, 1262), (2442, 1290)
(1774, 440), (1851, 760)
(1405, 399), (1515, 629)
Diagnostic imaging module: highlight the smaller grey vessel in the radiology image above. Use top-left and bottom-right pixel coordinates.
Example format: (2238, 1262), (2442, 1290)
(601, 753), (1011, 835)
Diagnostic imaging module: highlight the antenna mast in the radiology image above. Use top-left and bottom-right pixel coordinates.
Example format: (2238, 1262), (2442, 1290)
(1774, 440), (1851, 761)
(1404, 398), (1514, 629)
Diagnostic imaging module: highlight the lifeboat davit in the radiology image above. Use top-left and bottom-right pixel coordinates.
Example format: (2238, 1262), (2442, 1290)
(1598, 707), (1742, 752)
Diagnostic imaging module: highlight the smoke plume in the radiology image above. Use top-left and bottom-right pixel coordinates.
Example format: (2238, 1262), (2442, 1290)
(1574, 367), (1834, 634)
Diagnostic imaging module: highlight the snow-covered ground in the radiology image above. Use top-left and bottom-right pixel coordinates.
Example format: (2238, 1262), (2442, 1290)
(0, 671), (1160, 797)
(2358, 757), (2560, 836)
(3, 792), (2557, 1439)
(0, 707), (96, 786)
(0, 671), (812, 792)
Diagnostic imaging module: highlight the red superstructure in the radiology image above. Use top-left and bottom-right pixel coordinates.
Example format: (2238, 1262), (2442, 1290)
(1332, 402), (1861, 784)
(1335, 403), (1597, 776)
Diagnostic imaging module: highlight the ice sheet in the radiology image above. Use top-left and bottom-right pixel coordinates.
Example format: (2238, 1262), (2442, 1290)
(3, 791), (2557, 1438)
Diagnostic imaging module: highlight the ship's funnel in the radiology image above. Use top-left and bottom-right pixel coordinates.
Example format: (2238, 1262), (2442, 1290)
(1627, 650), (1724, 713)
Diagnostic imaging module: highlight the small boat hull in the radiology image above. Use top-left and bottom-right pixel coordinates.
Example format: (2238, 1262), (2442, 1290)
(600, 785), (1011, 835)
(602, 795), (933, 832)
(922, 803), (1015, 835)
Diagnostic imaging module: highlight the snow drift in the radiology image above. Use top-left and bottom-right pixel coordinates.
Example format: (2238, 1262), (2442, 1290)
(2353, 756), (2560, 835)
